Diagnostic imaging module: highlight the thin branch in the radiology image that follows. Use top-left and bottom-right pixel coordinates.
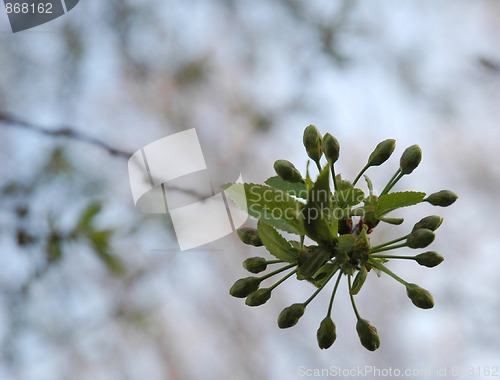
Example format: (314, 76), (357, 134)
(0, 111), (132, 159)
(0, 111), (211, 200)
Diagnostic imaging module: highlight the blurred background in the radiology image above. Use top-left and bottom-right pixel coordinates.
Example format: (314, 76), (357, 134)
(1, 0), (499, 379)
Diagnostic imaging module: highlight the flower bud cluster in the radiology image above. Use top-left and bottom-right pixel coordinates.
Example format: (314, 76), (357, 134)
(228, 125), (457, 351)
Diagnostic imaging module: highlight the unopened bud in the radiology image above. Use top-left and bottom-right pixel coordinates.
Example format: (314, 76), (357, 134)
(322, 133), (340, 164)
(229, 277), (261, 298)
(367, 139), (396, 167)
(273, 160), (303, 183)
(237, 227), (263, 247)
(356, 318), (380, 351)
(400, 145), (422, 174)
(245, 288), (272, 306)
(278, 303), (306, 329)
(415, 251), (444, 268)
(425, 190), (458, 207)
(317, 316), (337, 349)
(406, 283), (434, 309)
(303, 125), (323, 165)
(407, 228), (435, 249)
(412, 215), (443, 232)
(243, 257), (268, 273)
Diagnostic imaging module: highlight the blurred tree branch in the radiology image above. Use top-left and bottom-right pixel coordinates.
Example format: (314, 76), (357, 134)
(281, 0), (357, 64)
(0, 111), (132, 159)
(0, 111), (210, 201)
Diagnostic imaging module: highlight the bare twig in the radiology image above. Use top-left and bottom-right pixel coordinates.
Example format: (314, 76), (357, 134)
(0, 111), (211, 200)
(0, 111), (132, 159)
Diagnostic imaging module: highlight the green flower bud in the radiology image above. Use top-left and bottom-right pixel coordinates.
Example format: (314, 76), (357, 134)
(367, 139), (396, 167)
(406, 283), (434, 309)
(303, 125), (323, 164)
(356, 319), (380, 351)
(317, 316), (337, 349)
(350, 266), (367, 295)
(245, 288), (272, 307)
(400, 145), (422, 174)
(415, 251), (444, 268)
(322, 133), (340, 164)
(407, 228), (435, 249)
(229, 277), (261, 298)
(278, 303), (306, 329)
(236, 227), (263, 247)
(412, 215), (443, 232)
(425, 190), (458, 207)
(243, 257), (268, 273)
(273, 160), (303, 183)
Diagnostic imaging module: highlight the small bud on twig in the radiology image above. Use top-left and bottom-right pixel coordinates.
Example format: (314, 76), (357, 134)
(274, 160), (303, 183)
(237, 227), (263, 247)
(322, 133), (340, 164)
(303, 125), (323, 167)
(425, 190), (458, 207)
(317, 316), (337, 349)
(229, 277), (261, 298)
(407, 228), (435, 249)
(406, 283), (434, 309)
(278, 303), (306, 328)
(245, 288), (272, 306)
(415, 251), (444, 267)
(412, 215), (443, 232)
(243, 257), (268, 273)
(356, 318), (381, 351)
(367, 139), (396, 167)
(400, 145), (422, 174)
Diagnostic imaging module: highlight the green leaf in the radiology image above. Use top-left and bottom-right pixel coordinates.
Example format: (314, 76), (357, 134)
(380, 217), (404, 225)
(312, 166), (331, 212)
(350, 266), (367, 295)
(364, 175), (374, 197)
(265, 176), (307, 199)
(297, 246), (330, 280)
(349, 206), (371, 217)
(337, 234), (356, 253)
(88, 229), (113, 250)
(257, 220), (299, 263)
(305, 161), (314, 191)
(94, 249), (126, 276)
(356, 225), (370, 247)
(375, 191), (426, 217)
(302, 166), (334, 243)
(73, 204), (124, 276)
(336, 188), (365, 208)
(87, 230), (125, 276)
(77, 201), (102, 231)
(43, 147), (74, 177)
(312, 262), (339, 287)
(335, 234), (356, 274)
(222, 183), (305, 235)
(336, 234), (356, 259)
(335, 174), (353, 191)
